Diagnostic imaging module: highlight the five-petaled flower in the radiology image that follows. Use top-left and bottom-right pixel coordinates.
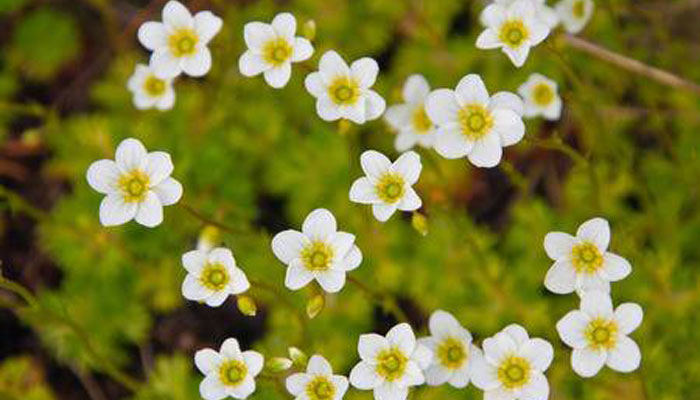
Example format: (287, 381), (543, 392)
(195, 338), (264, 400)
(556, 0), (594, 34)
(127, 63), (176, 111)
(518, 73), (562, 120)
(471, 324), (553, 400)
(304, 50), (386, 124)
(238, 12), (314, 88)
(418, 310), (480, 388)
(425, 74), (525, 168)
(544, 217), (632, 295)
(138, 0), (222, 78)
(286, 354), (349, 400)
(349, 323), (432, 400)
(86, 138), (183, 227)
(482, 0), (559, 30)
(349, 150), (423, 222)
(556, 290), (643, 377)
(271, 208), (362, 293)
(384, 74), (437, 152)
(181, 247), (251, 307)
(476, 0), (551, 67)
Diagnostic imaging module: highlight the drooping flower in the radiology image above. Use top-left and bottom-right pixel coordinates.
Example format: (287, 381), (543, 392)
(425, 74), (524, 168)
(556, 290), (643, 377)
(471, 324), (553, 400)
(556, 0), (594, 34)
(304, 50), (386, 124)
(384, 74), (437, 152)
(476, 0), (551, 67)
(86, 138), (183, 227)
(271, 208), (362, 293)
(238, 12), (314, 88)
(481, 0), (559, 29)
(349, 150), (423, 222)
(181, 247), (251, 307)
(543, 217), (632, 295)
(127, 63), (176, 110)
(418, 310), (480, 388)
(195, 338), (264, 400)
(518, 73), (562, 120)
(137, 0), (222, 78)
(286, 355), (349, 400)
(349, 323), (432, 400)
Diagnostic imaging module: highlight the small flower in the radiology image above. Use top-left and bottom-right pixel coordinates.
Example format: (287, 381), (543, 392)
(349, 323), (432, 400)
(238, 12), (314, 88)
(349, 150), (423, 222)
(544, 217), (632, 295)
(425, 74), (524, 168)
(418, 310), (480, 388)
(518, 73), (562, 120)
(384, 74), (436, 152)
(556, 0), (594, 34)
(86, 138), (183, 227)
(195, 338), (264, 400)
(556, 290), (643, 377)
(127, 64), (175, 110)
(471, 324), (553, 400)
(286, 355), (349, 400)
(482, 0), (559, 29)
(304, 50), (386, 124)
(271, 208), (362, 293)
(476, 0), (551, 67)
(181, 247), (251, 307)
(137, 0), (222, 78)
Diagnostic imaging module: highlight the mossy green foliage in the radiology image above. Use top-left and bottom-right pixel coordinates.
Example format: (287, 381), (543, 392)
(2, 0), (700, 399)
(0, 356), (55, 400)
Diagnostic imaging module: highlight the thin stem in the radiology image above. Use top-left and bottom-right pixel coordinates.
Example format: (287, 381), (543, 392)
(526, 137), (588, 167)
(499, 160), (528, 193)
(347, 276), (409, 323)
(179, 202), (244, 235)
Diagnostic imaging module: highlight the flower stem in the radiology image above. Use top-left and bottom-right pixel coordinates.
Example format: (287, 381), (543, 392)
(179, 202), (244, 235)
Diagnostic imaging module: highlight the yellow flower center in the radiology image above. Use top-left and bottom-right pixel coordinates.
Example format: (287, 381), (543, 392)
(375, 347), (408, 382)
(200, 263), (230, 291)
(305, 376), (335, 400)
(585, 318), (618, 350)
(328, 76), (360, 106)
(436, 337), (468, 370)
(168, 28), (199, 57)
(532, 83), (554, 106)
(571, 242), (603, 274)
(118, 169), (150, 203)
(143, 75), (166, 97)
(411, 105), (432, 134)
(262, 37), (293, 67)
(499, 20), (530, 48)
(573, 0), (586, 18)
(458, 104), (494, 140)
(497, 356), (531, 389)
(375, 173), (405, 204)
(301, 241), (334, 272)
(218, 359), (248, 387)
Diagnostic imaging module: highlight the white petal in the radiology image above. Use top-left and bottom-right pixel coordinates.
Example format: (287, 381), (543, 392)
(434, 124), (471, 159)
(328, 232), (355, 260)
(307, 355), (333, 375)
(614, 303), (643, 335)
(137, 22), (167, 51)
(374, 382), (407, 400)
(503, 45), (530, 68)
(219, 338), (242, 359)
(304, 72), (325, 97)
(162, 0), (193, 28)
(397, 361), (424, 387)
(412, 343), (433, 370)
(271, 230), (306, 263)
(263, 63), (292, 88)
(342, 99), (366, 125)
(302, 208), (337, 239)
(342, 245), (363, 271)
(384, 104), (411, 130)
(115, 138), (147, 171)
(195, 348), (222, 374)
(238, 51), (267, 77)
(571, 348), (606, 378)
(502, 324), (529, 345)
(194, 11), (222, 44)
(519, 338), (553, 371)
(285, 373), (309, 395)
(467, 133), (502, 168)
(469, 348), (500, 390)
(403, 74), (430, 103)
(455, 74), (490, 106)
(151, 49), (182, 79)
(483, 333), (515, 365)
(204, 290), (229, 307)
(228, 267), (250, 294)
(182, 274), (208, 301)
(365, 90), (386, 121)
(576, 217), (611, 251)
(556, 310), (589, 349)
(332, 375), (349, 399)
(208, 247), (234, 268)
(360, 150), (392, 179)
(182, 48), (212, 77)
(230, 376), (256, 399)
(372, 203), (397, 222)
(480, 4), (506, 27)
(155, 88), (176, 110)
(349, 177), (379, 204)
(99, 194), (137, 226)
(244, 22), (275, 50)
(391, 151), (422, 185)
(601, 253), (632, 281)
(476, 29), (502, 49)
(543, 97), (563, 120)
(544, 259), (577, 294)
(134, 191), (163, 227)
(425, 89), (459, 124)
(528, 21), (550, 45)
(144, 151), (173, 186)
(87, 159), (119, 194)
(243, 351), (264, 376)
(519, 371), (549, 400)
(291, 37), (314, 62)
(271, 12), (296, 39)
(358, 333), (390, 360)
(447, 365), (471, 388)
(316, 98), (342, 121)
(318, 51), (349, 83)
(199, 374), (226, 400)
(425, 365), (450, 386)
(133, 93), (157, 110)
(428, 310), (463, 337)
(580, 290), (614, 318)
(285, 259), (314, 290)
(394, 131), (419, 152)
(152, 178), (182, 206)
(350, 58), (379, 88)
(315, 269), (346, 293)
(492, 108), (525, 147)
(349, 361), (380, 389)
(490, 91), (524, 116)
(577, 273), (611, 294)
(182, 250), (206, 274)
(543, 232), (576, 260)
(387, 323), (416, 355)
(397, 187), (422, 212)
(606, 336), (641, 372)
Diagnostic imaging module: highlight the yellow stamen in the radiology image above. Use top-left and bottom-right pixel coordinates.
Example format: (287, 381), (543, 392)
(301, 241), (334, 272)
(499, 20), (530, 48)
(118, 169), (150, 203)
(458, 104), (494, 140)
(375, 173), (405, 204)
(571, 242), (603, 274)
(262, 37), (293, 66)
(218, 359), (248, 387)
(168, 28), (199, 57)
(497, 356), (531, 389)
(328, 76), (360, 106)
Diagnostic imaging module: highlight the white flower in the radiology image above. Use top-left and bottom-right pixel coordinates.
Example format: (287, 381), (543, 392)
(425, 74), (525, 168)
(471, 324), (553, 400)
(482, 0), (559, 29)
(127, 63), (176, 111)
(286, 355), (349, 400)
(238, 12), (314, 89)
(556, 290), (643, 377)
(181, 247), (251, 307)
(271, 208), (362, 293)
(304, 50), (386, 124)
(555, 0), (594, 34)
(349, 150), (423, 222)
(86, 138), (183, 227)
(543, 217), (632, 295)
(195, 338), (264, 400)
(349, 323), (432, 400)
(417, 310), (480, 388)
(137, 0), (222, 79)
(518, 73), (562, 120)
(384, 74), (437, 152)
(476, 0), (551, 67)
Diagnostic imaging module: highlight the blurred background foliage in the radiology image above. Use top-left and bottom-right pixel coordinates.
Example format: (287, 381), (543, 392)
(1, 0), (700, 399)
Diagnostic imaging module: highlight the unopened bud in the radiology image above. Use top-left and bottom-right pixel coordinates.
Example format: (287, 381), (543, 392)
(266, 357), (293, 372)
(236, 295), (257, 316)
(306, 294), (325, 319)
(288, 347), (308, 368)
(411, 212), (428, 236)
(197, 225), (221, 251)
(302, 20), (316, 41)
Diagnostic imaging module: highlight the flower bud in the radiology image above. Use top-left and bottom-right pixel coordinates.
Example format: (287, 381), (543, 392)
(266, 357), (293, 372)
(236, 295), (257, 316)
(288, 347), (308, 368)
(306, 294), (325, 319)
(411, 212), (428, 236)
(197, 225), (221, 251)
(302, 20), (316, 41)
